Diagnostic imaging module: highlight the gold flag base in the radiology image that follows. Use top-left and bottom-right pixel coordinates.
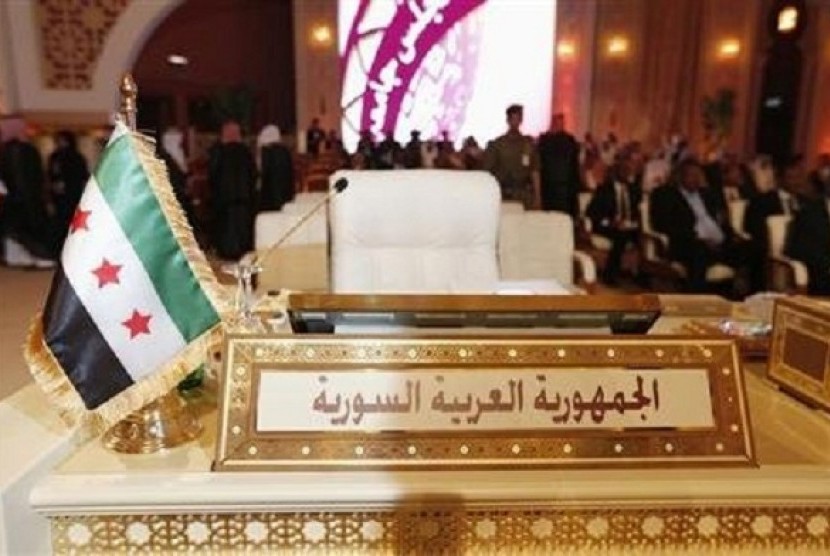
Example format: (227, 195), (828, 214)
(102, 391), (202, 454)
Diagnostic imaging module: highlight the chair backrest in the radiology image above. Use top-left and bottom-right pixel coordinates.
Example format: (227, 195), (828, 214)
(728, 200), (748, 235)
(499, 211), (574, 285)
(766, 214), (791, 257)
(639, 195), (663, 262)
(329, 170), (501, 293)
(501, 201), (525, 214)
(254, 210), (327, 249)
(294, 192), (328, 205)
(640, 197), (652, 233)
(254, 209), (329, 292)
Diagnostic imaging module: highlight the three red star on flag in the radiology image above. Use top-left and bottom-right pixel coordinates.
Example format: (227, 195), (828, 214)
(91, 258), (122, 288)
(122, 310), (152, 339)
(70, 208), (91, 234)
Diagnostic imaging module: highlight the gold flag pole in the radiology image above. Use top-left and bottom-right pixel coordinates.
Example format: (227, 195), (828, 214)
(119, 73), (138, 131)
(102, 73), (203, 454)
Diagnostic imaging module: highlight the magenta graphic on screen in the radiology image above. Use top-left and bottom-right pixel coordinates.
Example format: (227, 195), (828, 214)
(339, 0), (556, 149)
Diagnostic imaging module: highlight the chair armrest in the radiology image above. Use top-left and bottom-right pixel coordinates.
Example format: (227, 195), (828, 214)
(582, 217), (593, 234)
(644, 230), (669, 248)
(771, 255), (810, 289)
(572, 250), (597, 292)
(640, 230), (669, 261)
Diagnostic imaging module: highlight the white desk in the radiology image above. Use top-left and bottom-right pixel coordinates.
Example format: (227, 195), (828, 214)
(26, 357), (830, 554)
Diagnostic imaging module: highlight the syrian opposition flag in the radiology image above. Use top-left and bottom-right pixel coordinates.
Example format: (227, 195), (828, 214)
(26, 123), (227, 433)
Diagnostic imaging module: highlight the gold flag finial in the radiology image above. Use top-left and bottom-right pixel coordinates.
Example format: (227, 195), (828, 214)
(119, 73), (138, 131)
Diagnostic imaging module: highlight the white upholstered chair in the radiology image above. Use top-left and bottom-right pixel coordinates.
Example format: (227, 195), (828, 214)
(766, 214), (809, 292)
(728, 199), (750, 240)
(282, 192), (328, 214)
(252, 209), (329, 292)
(501, 201), (525, 214)
(499, 211), (596, 291)
(329, 170), (501, 293)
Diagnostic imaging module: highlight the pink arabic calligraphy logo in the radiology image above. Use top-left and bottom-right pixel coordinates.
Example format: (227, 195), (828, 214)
(341, 0), (486, 141)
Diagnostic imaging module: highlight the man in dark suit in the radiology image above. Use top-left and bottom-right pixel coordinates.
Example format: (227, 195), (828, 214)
(650, 159), (748, 293)
(809, 153), (830, 197)
(537, 113), (580, 216)
(785, 182), (830, 295)
(743, 163), (801, 291)
(587, 152), (642, 285)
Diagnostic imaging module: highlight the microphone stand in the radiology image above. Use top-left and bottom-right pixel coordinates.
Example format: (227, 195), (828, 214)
(251, 178), (348, 267)
(223, 178), (349, 329)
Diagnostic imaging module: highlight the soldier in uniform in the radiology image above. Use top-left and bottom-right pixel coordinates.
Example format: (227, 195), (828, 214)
(483, 104), (540, 208)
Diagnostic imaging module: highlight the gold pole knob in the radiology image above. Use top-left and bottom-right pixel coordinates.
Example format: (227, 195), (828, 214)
(119, 73), (138, 131)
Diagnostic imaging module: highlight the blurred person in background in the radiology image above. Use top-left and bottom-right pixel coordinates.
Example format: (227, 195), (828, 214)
(651, 159), (749, 293)
(208, 120), (257, 260)
(306, 117), (325, 157)
(587, 151), (642, 285)
(0, 118), (56, 267)
(421, 140), (438, 169)
(581, 150), (606, 192)
(484, 104), (540, 209)
(47, 130), (89, 243)
(581, 132), (599, 163)
(324, 129), (349, 167)
(600, 133), (619, 166)
(402, 130), (423, 169)
(434, 133), (464, 169)
(743, 160), (803, 292)
(642, 149), (671, 193)
(356, 130), (375, 169)
(749, 155), (776, 194)
(257, 124), (294, 212)
(785, 171), (830, 295)
(809, 153), (830, 197)
(538, 112), (580, 216)
(461, 136), (484, 170)
(156, 127), (196, 233)
(375, 130), (401, 169)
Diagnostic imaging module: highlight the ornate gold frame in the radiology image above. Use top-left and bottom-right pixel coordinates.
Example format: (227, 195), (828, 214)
(769, 298), (830, 411)
(215, 335), (754, 471)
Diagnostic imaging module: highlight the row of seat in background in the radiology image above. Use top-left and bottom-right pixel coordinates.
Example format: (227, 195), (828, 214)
(252, 171), (597, 294)
(576, 191), (808, 293)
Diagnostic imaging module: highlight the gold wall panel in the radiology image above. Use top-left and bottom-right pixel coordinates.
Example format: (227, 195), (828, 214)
(36, 0), (130, 90)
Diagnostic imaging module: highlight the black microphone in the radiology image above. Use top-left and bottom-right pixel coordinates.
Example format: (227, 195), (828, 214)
(253, 177), (349, 265)
(333, 177), (349, 193)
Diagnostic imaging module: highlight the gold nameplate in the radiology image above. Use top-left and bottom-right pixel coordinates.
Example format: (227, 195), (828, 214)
(769, 297), (830, 411)
(214, 335), (755, 470)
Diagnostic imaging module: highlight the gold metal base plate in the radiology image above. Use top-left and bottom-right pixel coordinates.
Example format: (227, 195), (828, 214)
(102, 391), (202, 454)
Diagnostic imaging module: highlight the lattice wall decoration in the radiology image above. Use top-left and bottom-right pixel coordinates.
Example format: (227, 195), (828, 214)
(37, 0), (131, 90)
(50, 506), (829, 554)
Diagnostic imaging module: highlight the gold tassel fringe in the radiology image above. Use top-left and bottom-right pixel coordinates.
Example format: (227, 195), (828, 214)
(129, 131), (231, 313)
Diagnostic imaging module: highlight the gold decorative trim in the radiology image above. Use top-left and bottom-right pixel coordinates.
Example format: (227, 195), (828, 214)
(50, 505), (830, 553)
(215, 335), (755, 470)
